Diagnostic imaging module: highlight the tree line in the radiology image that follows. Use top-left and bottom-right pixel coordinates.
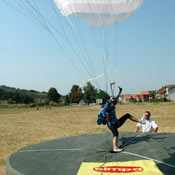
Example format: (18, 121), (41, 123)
(0, 85), (47, 104)
(0, 83), (110, 105)
(48, 82), (110, 105)
(63, 82), (110, 105)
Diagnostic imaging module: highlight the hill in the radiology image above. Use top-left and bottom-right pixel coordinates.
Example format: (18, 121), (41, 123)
(0, 85), (47, 104)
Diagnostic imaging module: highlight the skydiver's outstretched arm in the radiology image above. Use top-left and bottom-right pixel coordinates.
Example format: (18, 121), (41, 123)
(115, 86), (122, 100)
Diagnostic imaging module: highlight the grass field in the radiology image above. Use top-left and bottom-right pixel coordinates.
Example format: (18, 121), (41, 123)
(0, 102), (175, 175)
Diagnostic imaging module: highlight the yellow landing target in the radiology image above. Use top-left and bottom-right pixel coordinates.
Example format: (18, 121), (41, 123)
(77, 160), (163, 175)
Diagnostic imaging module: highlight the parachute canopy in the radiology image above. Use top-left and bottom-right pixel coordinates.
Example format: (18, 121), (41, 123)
(54, 0), (144, 27)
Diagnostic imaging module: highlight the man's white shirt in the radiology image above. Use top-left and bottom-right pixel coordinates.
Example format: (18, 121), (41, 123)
(137, 116), (158, 133)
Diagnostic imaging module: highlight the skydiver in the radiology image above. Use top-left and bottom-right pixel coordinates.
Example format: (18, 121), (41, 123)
(97, 87), (142, 153)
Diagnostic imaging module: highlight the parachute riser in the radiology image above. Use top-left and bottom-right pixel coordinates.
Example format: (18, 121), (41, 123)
(110, 82), (115, 97)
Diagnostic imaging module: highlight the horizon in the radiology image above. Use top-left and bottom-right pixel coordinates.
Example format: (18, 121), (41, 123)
(0, 82), (173, 96)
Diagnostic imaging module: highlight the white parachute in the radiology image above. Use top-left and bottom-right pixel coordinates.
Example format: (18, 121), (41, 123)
(54, 0), (143, 27)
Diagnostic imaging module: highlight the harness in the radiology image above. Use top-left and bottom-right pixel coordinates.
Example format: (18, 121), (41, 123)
(97, 102), (120, 129)
(97, 112), (107, 125)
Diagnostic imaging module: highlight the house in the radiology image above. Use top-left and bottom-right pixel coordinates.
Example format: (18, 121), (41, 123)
(96, 99), (103, 105)
(158, 85), (175, 101)
(120, 84), (175, 103)
(34, 98), (46, 103)
(158, 87), (166, 100)
(120, 94), (131, 102)
(141, 90), (157, 102)
(165, 85), (175, 101)
(120, 94), (141, 102)
(0, 100), (8, 104)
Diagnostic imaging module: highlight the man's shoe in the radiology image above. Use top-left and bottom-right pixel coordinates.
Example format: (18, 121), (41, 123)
(113, 147), (123, 153)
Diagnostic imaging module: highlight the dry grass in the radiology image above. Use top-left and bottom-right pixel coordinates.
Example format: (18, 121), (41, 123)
(0, 102), (175, 175)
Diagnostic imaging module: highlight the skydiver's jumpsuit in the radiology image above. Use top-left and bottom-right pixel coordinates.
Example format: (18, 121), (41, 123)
(99, 101), (132, 137)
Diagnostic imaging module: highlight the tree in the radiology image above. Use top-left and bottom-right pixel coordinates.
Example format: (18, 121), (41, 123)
(64, 94), (70, 105)
(21, 94), (34, 104)
(74, 89), (84, 103)
(47, 88), (61, 103)
(13, 92), (20, 103)
(83, 82), (97, 104)
(69, 85), (83, 103)
(96, 90), (110, 104)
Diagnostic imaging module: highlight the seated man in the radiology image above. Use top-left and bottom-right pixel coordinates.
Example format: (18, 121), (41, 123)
(136, 111), (158, 134)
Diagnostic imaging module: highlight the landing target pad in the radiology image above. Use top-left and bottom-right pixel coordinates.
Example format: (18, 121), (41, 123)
(78, 160), (163, 175)
(6, 132), (175, 175)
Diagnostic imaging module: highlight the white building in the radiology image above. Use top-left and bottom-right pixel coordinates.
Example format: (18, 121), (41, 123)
(165, 85), (175, 101)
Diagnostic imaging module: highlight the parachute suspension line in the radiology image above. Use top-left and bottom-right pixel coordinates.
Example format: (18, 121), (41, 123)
(112, 0), (130, 87)
(2, 0), (46, 37)
(13, 0), (37, 21)
(47, 0), (74, 28)
(75, 0), (102, 89)
(75, 0), (104, 89)
(101, 0), (117, 93)
(47, 0), (96, 80)
(22, 0), (88, 69)
(34, 0), (86, 79)
(106, 0), (122, 93)
(113, 23), (121, 88)
(112, 1), (123, 86)
(110, 82), (115, 97)
(110, 0), (119, 86)
(84, 0), (107, 89)
(87, 0), (118, 92)
(23, 0), (95, 80)
(48, 1), (90, 74)
(103, 51), (112, 84)
(51, 0), (105, 89)
(72, 2), (101, 89)
(20, 0), (69, 40)
(69, 0), (102, 89)
(20, 0), (53, 33)
(102, 0), (109, 92)
(101, 0), (109, 92)
(4, 0), (86, 79)
(55, 39), (85, 79)
(113, 0), (134, 86)
(2, 1), (62, 47)
(91, 0), (109, 90)
(54, 0), (101, 89)
(104, 0), (111, 92)
(73, 15), (98, 85)
(107, 0), (114, 91)
(1, 0), (40, 26)
(87, 0), (111, 90)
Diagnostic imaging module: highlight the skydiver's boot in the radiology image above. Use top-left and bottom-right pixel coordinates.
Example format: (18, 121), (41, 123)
(113, 147), (123, 153)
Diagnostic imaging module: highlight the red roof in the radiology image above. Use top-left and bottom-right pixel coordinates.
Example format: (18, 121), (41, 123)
(141, 91), (149, 95)
(141, 90), (157, 95)
(165, 84), (175, 88)
(120, 94), (141, 100)
(159, 87), (166, 94)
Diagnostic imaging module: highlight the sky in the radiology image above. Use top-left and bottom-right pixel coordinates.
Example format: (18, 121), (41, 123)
(0, 0), (175, 95)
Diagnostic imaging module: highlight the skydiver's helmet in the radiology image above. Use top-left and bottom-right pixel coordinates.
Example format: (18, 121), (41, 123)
(110, 97), (118, 105)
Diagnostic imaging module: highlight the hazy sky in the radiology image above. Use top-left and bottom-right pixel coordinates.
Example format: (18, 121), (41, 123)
(0, 0), (175, 95)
